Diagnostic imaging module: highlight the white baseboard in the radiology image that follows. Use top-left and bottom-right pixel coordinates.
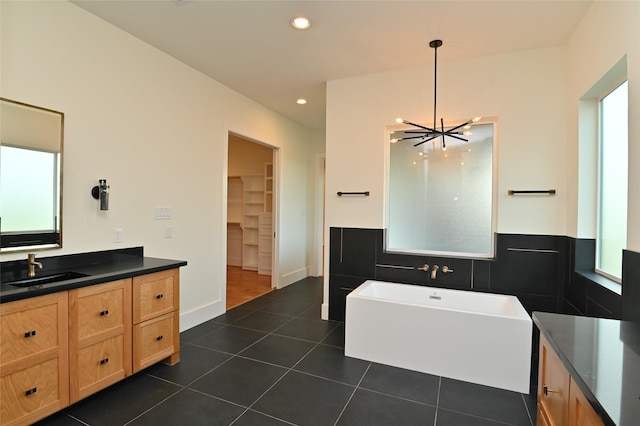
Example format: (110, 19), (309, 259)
(278, 266), (310, 288)
(321, 302), (329, 320)
(180, 300), (225, 332)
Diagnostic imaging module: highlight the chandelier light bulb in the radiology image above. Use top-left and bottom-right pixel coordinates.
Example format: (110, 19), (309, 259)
(391, 40), (479, 152)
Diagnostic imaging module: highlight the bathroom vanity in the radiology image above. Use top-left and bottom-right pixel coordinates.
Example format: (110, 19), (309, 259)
(533, 312), (640, 426)
(0, 248), (186, 426)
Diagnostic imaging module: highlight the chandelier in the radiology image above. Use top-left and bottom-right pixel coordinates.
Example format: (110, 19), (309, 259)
(392, 40), (480, 151)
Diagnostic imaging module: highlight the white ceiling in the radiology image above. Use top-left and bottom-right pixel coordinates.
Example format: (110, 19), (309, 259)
(72, 0), (592, 130)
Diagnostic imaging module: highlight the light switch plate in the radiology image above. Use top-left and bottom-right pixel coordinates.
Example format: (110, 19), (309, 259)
(154, 207), (173, 220)
(113, 228), (123, 243)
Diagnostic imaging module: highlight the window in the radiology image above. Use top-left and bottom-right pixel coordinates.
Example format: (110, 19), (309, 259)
(387, 122), (495, 257)
(596, 80), (628, 281)
(0, 145), (61, 246)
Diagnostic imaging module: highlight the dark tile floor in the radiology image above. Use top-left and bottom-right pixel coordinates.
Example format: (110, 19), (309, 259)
(36, 277), (537, 426)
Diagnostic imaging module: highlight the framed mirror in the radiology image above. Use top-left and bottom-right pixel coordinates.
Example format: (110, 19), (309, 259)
(1, 98), (64, 252)
(387, 121), (496, 258)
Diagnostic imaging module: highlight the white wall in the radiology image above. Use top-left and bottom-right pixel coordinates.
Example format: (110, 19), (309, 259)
(1, 1), (319, 329)
(326, 46), (568, 233)
(566, 0), (640, 253)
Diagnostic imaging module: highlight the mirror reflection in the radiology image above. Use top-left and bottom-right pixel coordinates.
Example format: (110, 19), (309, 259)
(387, 122), (495, 257)
(0, 98), (64, 252)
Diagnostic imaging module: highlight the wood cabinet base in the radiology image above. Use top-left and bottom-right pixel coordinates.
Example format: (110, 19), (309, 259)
(0, 269), (181, 426)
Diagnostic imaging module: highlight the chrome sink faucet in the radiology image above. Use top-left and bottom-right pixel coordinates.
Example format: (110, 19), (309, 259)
(27, 253), (43, 278)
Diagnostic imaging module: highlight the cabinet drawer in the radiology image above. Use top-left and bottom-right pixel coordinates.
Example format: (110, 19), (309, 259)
(133, 270), (179, 324)
(133, 312), (178, 373)
(73, 335), (125, 402)
(539, 334), (570, 426)
(74, 281), (126, 341)
(0, 358), (65, 426)
(1, 293), (67, 369)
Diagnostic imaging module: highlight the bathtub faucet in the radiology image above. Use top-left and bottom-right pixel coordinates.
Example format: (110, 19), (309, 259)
(431, 265), (453, 279)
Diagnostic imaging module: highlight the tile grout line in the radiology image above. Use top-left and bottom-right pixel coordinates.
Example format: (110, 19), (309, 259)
(231, 312), (341, 423)
(332, 362), (372, 426)
(201, 295), (337, 425)
(354, 385), (439, 408)
(521, 392), (535, 426)
(434, 376), (441, 426)
(122, 386), (187, 425)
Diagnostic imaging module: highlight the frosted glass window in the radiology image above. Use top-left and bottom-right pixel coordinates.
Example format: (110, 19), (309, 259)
(388, 123), (494, 256)
(597, 81), (627, 281)
(0, 146), (60, 232)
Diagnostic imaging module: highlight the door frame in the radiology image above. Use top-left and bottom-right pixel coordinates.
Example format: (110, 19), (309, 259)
(224, 131), (280, 294)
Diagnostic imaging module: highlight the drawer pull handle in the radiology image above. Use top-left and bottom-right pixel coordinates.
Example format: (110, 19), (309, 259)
(100, 358), (109, 365)
(543, 386), (559, 396)
(24, 330), (36, 338)
(156, 294), (164, 299)
(25, 387), (37, 396)
(100, 310), (109, 316)
(156, 335), (164, 341)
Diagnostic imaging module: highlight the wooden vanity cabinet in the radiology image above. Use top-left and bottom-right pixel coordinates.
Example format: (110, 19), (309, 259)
(132, 269), (180, 372)
(0, 267), (181, 425)
(69, 279), (132, 403)
(0, 293), (69, 426)
(537, 334), (604, 426)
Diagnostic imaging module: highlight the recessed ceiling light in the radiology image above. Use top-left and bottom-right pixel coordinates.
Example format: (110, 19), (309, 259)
(296, 98), (307, 105)
(291, 16), (311, 30)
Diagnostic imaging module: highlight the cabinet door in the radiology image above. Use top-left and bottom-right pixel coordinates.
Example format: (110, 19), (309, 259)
(0, 292), (69, 426)
(568, 378), (603, 426)
(133, 269), (179, 324)
(538, 334), (569, 426)
(537, 404), (552, 426)
(69, 279), (131, 403)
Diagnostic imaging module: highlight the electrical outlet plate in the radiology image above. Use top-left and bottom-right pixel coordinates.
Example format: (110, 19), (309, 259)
(113, 228), (123, 243)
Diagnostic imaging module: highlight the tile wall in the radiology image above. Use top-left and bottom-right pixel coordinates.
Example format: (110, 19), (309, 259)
(329, 227), (631, 322)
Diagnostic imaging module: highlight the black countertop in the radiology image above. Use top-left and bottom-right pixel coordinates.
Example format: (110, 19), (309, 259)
(1, 247), (187, 303)
(533, 311), (640, 426)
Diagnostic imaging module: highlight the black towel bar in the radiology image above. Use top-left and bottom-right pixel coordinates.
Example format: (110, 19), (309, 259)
(337, 191), (370, 197)
(508, 189), (556, 195)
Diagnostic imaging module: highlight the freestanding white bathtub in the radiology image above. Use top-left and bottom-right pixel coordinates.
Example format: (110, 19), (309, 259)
(345, 280), (532, 393)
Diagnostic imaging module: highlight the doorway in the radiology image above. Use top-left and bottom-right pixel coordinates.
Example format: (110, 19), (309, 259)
(226, 133), (276, 310)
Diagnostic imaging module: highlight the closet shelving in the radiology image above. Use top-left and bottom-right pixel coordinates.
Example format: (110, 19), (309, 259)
(241, 175), (265, 271)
